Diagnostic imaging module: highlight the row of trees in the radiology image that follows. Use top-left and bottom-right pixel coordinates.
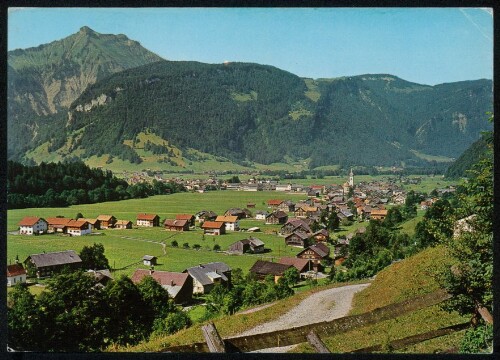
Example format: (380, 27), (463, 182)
(8, 269), (191, 352)
(7, 160), (185, 209)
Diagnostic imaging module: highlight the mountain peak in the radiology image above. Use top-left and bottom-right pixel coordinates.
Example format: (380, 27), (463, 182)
(79, 26), (97, 35)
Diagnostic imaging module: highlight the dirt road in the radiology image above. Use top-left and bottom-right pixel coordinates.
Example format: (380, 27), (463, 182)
(238, 282), (370, 352)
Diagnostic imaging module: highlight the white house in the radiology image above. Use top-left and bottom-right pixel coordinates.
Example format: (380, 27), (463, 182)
(18, 217), (48, 235)
(255, 210), (269, 220)
(66, 220), (91, 236)
(7, 263), (27, 286)
(215, 215), (240, 231)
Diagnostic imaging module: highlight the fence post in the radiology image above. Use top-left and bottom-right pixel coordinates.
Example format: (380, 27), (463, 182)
(201, 322), (226, 353)
(307, 330), (331, 353)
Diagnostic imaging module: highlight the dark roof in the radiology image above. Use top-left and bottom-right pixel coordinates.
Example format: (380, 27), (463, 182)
(313, 229), (329, 237)
(298, 243), (330, 258)
(267, 210), (288, 219)
(185, 262), (231, 285)
(278, 257), (310, 272)
(249, 260), (292, 276)
(27, 250), (82, 268)
(286, 231), (311, 240)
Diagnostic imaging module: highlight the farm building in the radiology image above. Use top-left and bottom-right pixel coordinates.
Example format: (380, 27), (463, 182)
(46, 217), (72, 233)
(267, 199), (283, 209)
(312, 229), (330, 243)
(227, 237), (265, 254)
(175, 214), (195, 227)
(24, 250), (82, 278)
(18, 217), (48, 235)
(164, 219), (189, 231)
(97, 215), (117, 229)
(143, 255), (157, 266)
(131, 269), (193, 304)
(280, 218), (312, 235)
(215, 215), (240, 231)
(285, 231), (311, 248)
(137, 213), (160, 227)
(296, 243), (331, 272)
(224, 208), (251, 219)
(184, 262), (231, 294)
(278, 200), (296, 212)
(87, 269), (114, 287)
(7, 263), (27, 286)
(249, 260), (292, 283)
(278, 257), (311, 273)
(77, 218), (101, 230)
(265, 210), (288, 225)
(201, 221), (225, 235)
(255, 210), (269, 220)
(66, 220), (91, 236)
(115, 220), (133, 229)
(371, 209), (388, 221)
(195, 210), (218, 223)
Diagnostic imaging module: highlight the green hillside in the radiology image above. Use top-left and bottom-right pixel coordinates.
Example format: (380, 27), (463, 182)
(444, 132), (493, 179)
(7, 26), (163, 159)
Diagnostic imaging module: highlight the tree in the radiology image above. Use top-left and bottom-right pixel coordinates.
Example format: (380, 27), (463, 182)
(136, 275), (174, 319)
(7, 284), (43, 351)
(213, 244), (221, 251)
(76, 212), (84, 219)
(281, 267), (300, 288)
(79, 243), (110, 270)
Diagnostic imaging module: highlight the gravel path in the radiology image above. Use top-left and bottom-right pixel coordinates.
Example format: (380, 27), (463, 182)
(238, 283), (370, 353)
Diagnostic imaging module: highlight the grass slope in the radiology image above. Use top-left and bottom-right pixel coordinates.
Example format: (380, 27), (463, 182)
(291, 245), (467, 353)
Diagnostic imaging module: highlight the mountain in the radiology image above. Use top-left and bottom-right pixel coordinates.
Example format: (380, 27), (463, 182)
(8, 28), (493, 169)
(7, 26), (163, 158)
(444, 131), (493, 179)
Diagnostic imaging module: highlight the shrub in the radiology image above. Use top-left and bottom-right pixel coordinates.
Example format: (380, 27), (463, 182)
(171, 240), (178, 247)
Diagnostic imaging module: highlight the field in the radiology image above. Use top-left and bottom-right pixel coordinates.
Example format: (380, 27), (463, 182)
(8, 191), (321, 277)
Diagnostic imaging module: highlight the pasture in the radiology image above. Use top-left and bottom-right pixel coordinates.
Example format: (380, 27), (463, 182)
(7, 191), (316, 277)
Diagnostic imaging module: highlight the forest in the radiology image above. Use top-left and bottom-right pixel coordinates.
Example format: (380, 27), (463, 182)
(7, 160), (185, 209)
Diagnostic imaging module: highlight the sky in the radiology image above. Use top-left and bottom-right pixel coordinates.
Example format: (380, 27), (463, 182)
(8, 7), (493, 86)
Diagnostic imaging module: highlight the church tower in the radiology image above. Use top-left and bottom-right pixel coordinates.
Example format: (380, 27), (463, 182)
(349, 168), (354, 187)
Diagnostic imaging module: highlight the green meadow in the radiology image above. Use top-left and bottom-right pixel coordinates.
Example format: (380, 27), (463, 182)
(8, 191), (316, 277)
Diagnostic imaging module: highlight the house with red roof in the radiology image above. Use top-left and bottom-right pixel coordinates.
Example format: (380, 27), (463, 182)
(175, 214), (195, 227)
(201, 221), (225, 235)
(164, 219), (189, 231)
(45, 217), (72, 233)
(66, 220), (91, 236)
(137, 213), (160, 227)
(7, 263), (27, 286)
(18, 217), (48, 235)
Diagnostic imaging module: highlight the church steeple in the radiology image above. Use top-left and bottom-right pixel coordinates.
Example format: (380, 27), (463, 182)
(349, 168), (354, 187)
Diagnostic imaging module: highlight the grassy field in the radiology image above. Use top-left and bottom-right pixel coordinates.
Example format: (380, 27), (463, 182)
(8, 191), (327, 278)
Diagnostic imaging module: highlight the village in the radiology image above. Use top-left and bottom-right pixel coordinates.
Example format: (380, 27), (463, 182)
(7, 170), (452, 307)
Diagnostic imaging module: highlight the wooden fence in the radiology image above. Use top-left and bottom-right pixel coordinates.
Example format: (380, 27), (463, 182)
(163, 288), (463, 353)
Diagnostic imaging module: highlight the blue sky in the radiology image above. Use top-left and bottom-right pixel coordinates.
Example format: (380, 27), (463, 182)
(8, 7), (493, 85)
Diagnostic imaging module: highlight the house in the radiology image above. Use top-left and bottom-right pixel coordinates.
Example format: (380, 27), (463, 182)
(246, 203), (256, 208)
(371, 209), (388, 221)
(255, 210), (269, 220)
(280, 218), (312, 236)
(294, 205), (318, 218)
(224, 208), (251, 219)
(312, 229), (330, 243)
(115, 220), (133, 229)
(137, 213), (160, 227)
(278, 257), (311, 273)
(66, 220), (91, 236)
(164, 219), (189, 232)
(296, 243), (331, 272)
(87, 269), (114, 287)
(18, 217), (48, 235)
(143, 255), (157, 266)
(46, 217), (72, 233)
(201, 221), (226, 235)
(195, 210), (218, 223)
(131, 269), (193, 304)
(249, 260), (292, 283)
(7, 263), (27, 286)
(215, 215), (240, 231)
(97, 215), (117, 229)
(285, 231), (311, 248)
(227, 237), (265, 254)
(265, 210), (288, 225)
(276, 184), (291, 192)
(278, 200), (296, 212)
(337, 209), (354, 221)
(184, 262), (231, 294)
(175, 214), (195, 227)
(267, 199), (284, 209)
(24, 250), (82, 278)
(77, 218), (101, 230)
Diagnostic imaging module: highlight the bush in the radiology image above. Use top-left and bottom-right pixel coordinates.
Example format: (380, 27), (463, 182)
(193, 244), (201, 250)
(171, 240), (178, 247)
(182, 242), (190, 249)
(459, 323), (493, 353)
(152, 311), (192, 337)
(213, 244), (221, 251)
